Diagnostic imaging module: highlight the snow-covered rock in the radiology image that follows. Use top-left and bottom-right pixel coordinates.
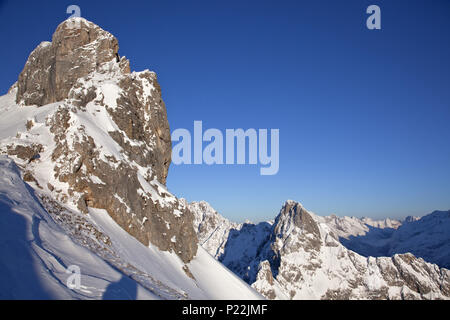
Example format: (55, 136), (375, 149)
(190, 200), (241, 258)
(0, 156), (262, 299)
(191, 200), (450, 300)
(1, 17), (197, 263)
(321, 210), (450, 270)
(0, 18), (262, 300)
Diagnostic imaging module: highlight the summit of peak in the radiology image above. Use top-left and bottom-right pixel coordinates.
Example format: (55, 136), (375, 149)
(16, 18), (126, 107)
(274, 200), (320, 240)
(283, 199), (303, 208)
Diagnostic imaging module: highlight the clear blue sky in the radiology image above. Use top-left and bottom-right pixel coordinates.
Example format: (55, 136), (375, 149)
(1, 0), (449, 222)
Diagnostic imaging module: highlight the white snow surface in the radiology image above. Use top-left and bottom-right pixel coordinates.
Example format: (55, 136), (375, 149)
(0, 156), (261, 299)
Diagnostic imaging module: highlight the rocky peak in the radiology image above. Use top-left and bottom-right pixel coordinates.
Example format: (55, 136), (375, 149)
(52, 18), (118, 57)
(273, 200), (321, 239)
(263, 202), (450, 300)
(16, 17), (129, 106)
(2, 18), (197, 263)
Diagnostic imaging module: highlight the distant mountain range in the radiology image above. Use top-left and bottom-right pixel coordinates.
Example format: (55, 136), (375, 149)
(190, 200), (450, 299)
(0, 18), (260, 300)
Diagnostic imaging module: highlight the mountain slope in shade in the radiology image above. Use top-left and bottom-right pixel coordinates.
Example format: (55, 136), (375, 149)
(386, 210), (450, 269)
(1, 17), (198, 264)
(0, 156), (262, 299)
(191, 200), (241, 258)
(190, 201), (450, 300)
(319, 214), (402, 258)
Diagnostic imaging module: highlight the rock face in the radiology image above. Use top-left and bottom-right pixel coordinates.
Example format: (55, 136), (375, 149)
(0, 156), (262, 299)
(319, 210), (450, 269)
(16, 18), (127, 107)
(191, 200), (450, 300)
(2, 17), (197, 263)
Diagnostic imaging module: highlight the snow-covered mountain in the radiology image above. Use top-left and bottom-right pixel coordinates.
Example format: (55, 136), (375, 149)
(191, 200), (242, 258)
(0, 156), (262, 299)
(322, 211), (450, 269)
(190, 200), (450, 300)
(1, 17), (449, 301)
(0, 17), (261, 300)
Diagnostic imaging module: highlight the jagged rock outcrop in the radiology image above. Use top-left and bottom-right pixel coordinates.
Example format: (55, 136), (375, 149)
(1, 17), (197, 263)
(317, 210), (450, 269)
(16, 18), (128, 107)
(191, 201), (241, 257)
(190, 200), (450, 300)
(189, 201), (272, 283)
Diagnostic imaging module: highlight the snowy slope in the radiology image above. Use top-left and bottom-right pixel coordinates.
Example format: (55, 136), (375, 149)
(191, 201), (242, 258)
(318, 210), (450, 269)
(317, 214), (401, 257)
(190, 201), (273, 284)
(0, 156), (156, 299)
(190, 200), (450, 300)
(0, 156), (262, 299)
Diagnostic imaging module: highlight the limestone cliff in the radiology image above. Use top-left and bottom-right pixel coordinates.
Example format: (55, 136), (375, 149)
(3, 17), (197, 263)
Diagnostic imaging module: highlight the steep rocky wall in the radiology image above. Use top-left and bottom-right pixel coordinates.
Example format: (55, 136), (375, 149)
(16, 18), (124, 106)
(6, 18), (198, 263)
(191, 200), (450, 299)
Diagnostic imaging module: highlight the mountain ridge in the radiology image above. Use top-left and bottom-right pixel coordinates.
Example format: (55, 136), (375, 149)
(2, 17), (198, 263)
(0, 17), (261, 299)
(0, 156), (262, 299)
(189, 200), (450, 299)
(0, 17), (448, 300)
